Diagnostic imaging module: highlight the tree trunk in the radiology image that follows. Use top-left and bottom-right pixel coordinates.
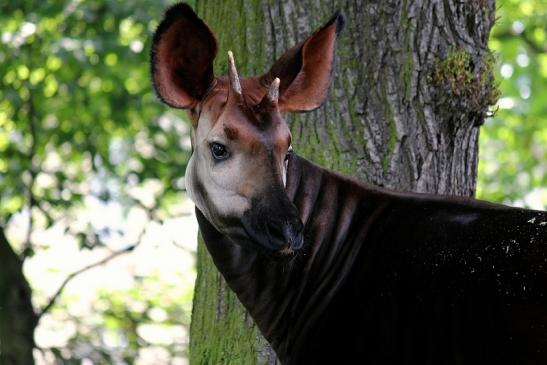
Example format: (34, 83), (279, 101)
(0, 228), (37, 365)
(190, 0), (497, 363)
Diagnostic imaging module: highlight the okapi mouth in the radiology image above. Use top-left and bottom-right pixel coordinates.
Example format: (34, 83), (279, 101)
(241, 206), (304, 257)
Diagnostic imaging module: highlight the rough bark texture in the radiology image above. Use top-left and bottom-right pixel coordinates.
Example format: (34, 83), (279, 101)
(0, 228), (37, 365)
(190, 0), (497, 363)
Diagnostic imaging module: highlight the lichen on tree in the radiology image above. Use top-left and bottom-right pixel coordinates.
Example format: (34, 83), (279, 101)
(431, 48), (500, 123)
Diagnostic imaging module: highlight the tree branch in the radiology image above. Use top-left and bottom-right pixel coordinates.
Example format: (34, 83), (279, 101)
(494, 29), (547, 54)
(35, 232), (145, 323)
(35, 169), (181, 323)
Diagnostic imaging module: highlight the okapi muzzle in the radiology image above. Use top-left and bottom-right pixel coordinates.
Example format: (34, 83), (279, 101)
(152, 3), (547, 365)
(242, 185), (304, 255)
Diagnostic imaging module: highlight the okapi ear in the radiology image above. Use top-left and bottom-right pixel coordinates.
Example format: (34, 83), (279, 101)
(151, 3), (217, 109)
(260, 11), (345, 112)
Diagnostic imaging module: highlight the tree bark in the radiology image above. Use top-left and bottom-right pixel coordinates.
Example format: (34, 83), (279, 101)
(190, 0), (497, 363)
(0, 228), (37, 365)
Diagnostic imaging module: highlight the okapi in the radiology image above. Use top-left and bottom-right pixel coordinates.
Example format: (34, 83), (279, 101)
(151, 3), (547, 364)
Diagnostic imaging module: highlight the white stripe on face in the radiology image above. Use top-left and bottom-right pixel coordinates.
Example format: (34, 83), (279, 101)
(185, 112), (252, 230)
(282, 145), (292, 188)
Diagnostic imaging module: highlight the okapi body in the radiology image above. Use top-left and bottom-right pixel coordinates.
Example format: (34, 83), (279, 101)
(151, 4), (547, 364)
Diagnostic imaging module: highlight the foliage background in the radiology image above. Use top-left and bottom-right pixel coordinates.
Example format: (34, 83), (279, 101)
(1, 0), (196, 363)
(478, 0), (546, 209)
(0, 0), (544, 363)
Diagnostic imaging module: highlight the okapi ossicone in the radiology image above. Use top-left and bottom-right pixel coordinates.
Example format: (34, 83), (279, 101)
(151, 3), (547, 364)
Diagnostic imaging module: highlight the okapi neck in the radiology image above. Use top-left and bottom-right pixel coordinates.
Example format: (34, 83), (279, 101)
(196, 153), (387, 362)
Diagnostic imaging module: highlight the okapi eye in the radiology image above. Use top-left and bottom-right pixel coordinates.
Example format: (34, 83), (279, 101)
(210, 142), (230, 161)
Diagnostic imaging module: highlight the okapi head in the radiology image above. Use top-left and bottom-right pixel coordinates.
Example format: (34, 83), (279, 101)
(151, 3), (344, 256)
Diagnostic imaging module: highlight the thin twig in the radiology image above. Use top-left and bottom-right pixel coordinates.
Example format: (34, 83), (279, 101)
(170, 239), (193, 252)
(35, 200), (55, 228)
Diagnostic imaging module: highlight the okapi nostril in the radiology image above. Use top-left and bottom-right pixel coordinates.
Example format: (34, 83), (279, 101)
(281, 221), (304, 250)
(290, 237), (303, 250)
(292, 229), (304, 250)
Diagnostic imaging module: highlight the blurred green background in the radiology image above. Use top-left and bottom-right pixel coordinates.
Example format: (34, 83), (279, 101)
(0, 0), (545, 364)
(0, 1), (195, 364)
(478, 0), (546, 208)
